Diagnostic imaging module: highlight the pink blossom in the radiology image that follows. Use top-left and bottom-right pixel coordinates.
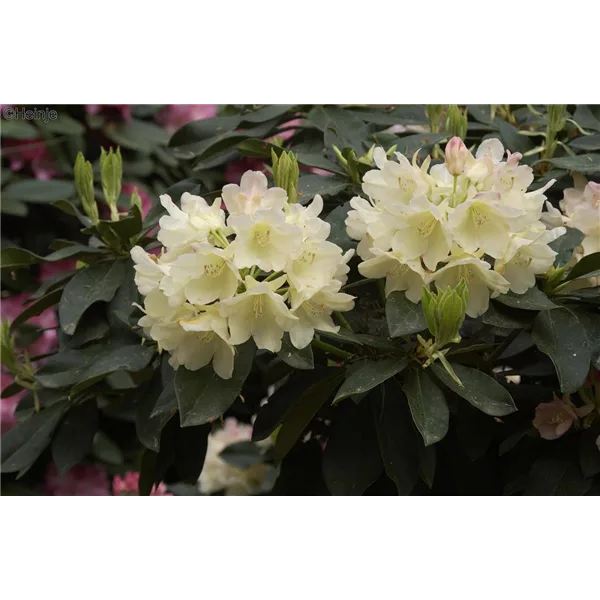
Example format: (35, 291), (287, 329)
(122, 183), (152, 218)
(2, 138), (59, 180)
(445, 136), (470, 176)
(45, 462), (110, 496)
(532, 393), (593, 440)
(86, 104), (132, 121)
(225, 157), (267, 184)
(155, 104), (218, 134)
(39, 259), (76, 283)
(1, 293), (58, 358)
(268, 118), (303, 143)
(112, 471), (172, 496)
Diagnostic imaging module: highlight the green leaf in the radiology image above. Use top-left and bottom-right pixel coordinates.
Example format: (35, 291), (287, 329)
(91, 431), (124, 465)
(2, 180), (76, 203)
(0, 119), (39, 139)
(323, 400), (383, 496)
(497, 119), (533, 154)
(371, 380), (419, 495)
(58, 260), (126, 335)
(219, 441), (264, 469)
(41, 114), (85, 136)
(402, 368), (449, 446)
(324, 202), (355, 253)
(334, 356), (408, 403)
(565, 252), (600, 281)
(569, 134), (600, 151)
(1, 401), (68, 473)
(169, 115), (242, 148)
(392, 133), (448, 157)
(549, 227), (585, 267)
(532, 308), (592, 393)
(104, 119), (169, 152)
(431, 363), (517, 416)
(274, 368), (344, 462)
(525, 459), (591, 496)
(51, 400), (98, 474)
(386, 291), (428, 336)
(242, 105), (295, 123)
(573, 105), (600, 132)
(483, 301), (534, 329)
(579, 429), (600, 479)
(278, 334), (314, 370)
(1, 244), (104, 269)
(173, 423), (211, 483)
(296, 174), (349, 203)
(174, 341), (255, 427)
(137, 376), (176, 453)
(544, 154), (600, 174)
(494, 287), (557, 311)
(308, 106), (369, 153)
(9, 289), (62, 331)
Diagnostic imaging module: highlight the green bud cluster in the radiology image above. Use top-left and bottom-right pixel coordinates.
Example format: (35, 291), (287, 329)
(547, 104), (567, 134)
(446, 105), (468, 139)
(271, 149), (299, 204)
(426, 105), (444, 133)
(74, 152), (99, 224)
(100, 147), (123, 220)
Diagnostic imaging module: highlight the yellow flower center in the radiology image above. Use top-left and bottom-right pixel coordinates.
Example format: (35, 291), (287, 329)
(470, 205), (489, 228)
(204, 259), (226, 277)
(298, 250), (317, 265)
(512, 252), (532, 268)
(254, 226), (271, 248)
(398, 177), (416, 195)
(387, 262), (409, 278)
(199, 331), (215, 342)
(253, 295), (264, 318)
(417, 216), (436, 237)
(304, 301), (325, 316)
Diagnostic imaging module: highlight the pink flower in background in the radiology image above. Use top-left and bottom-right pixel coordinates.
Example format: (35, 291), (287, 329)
(2, 138), (59, 181)
(45, 463), (110, 496)
(122, 183), (153, 218)
(1, 293), (58, 358)
(112, 471), (172, 496)
(225, 157), (267, 184)
(268, 118), (302, 142)
(155, 104), (218, 134)
(39, 259), (76, 283)
(86, 104), (132, 121)
(532, 393), (593, 440)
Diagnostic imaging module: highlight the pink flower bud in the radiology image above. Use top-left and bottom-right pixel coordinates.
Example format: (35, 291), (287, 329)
(445, 137), (469, 176)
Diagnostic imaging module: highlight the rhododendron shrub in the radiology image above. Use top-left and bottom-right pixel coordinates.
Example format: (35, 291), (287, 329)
(1, 104), (599, 496)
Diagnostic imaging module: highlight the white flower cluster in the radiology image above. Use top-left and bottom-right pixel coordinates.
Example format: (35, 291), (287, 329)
(130, 171), (355, 379)
(541, 173), (600, 259)
(198, 418), (275, 496)
(346, 137), (566, 317)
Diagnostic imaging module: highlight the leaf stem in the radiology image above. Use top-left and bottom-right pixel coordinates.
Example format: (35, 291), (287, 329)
(334, 311), (352, 331)
(342, 278), (376, 291)
(311, 339), (353, 360)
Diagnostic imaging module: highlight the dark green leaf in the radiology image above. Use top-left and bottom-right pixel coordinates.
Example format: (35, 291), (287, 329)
(274, 368), (344, 462)
(495, 287), (557, 311)
(174, 423), (211, 483)
(308, 106), (368, 153)
(242, 105), (295, 123)
(324, 202), (355, 253)
(323, 400), (383, 495)
(41, 114), (85, 136)
(496, 119), (533, 154)
(402, 368), (449, 446)
(565, 252), (600, 281)
(549, 227), (585, 267)
(544, 154), (600, 174)
(573, 105), (600, 132)
(525, 459), (591, 496)
(386, 291), (427, 336)
(297, 174), (349, 203)
(1, 402), (67, 473)
(393, 133), (448, 157)
(92, 431), (124, 465)
(431, 363), (517, 416)
(579, 429), (600, 479)
(532, 308), (592, 393)
(334, 357), (408, 403)
(59, 260), (126, 335)
(569, 134), (600, 151)
(1, 119), (39, 139)
(104, 119), (169, 152)
(174, 341), (255, 427)
(278, 334), (314, 370)
(371, 380), (419, 495)
(51, 401), (98, 474)
(219, 441), (264, 469)
(483, 301), (534, 329)
(169, 115), (242, 148)
(9, 289), (62, 331)
(2, 179), (76, 203)
(136, 376), (176, 453)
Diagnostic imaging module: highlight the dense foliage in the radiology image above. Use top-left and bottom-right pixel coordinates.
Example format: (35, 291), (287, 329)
(1, 104), (599, 495)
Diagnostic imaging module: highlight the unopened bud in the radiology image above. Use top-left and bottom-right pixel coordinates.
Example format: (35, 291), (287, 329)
(130, 186), (143, 213)
(271, 149), (299, 204)
(445, 137), (470, 176)
(74, 152), (99, 224)
(100, 147), (123, 220)
(421, 279), (468, 348)
(547, 104), (567, 134)
(427, 104), (444, 133)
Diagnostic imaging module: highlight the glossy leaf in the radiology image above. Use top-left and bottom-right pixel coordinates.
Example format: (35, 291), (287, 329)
(495, 287), (557, 311)
(278, 334), (314, 370)
(386, 291), (428, 336)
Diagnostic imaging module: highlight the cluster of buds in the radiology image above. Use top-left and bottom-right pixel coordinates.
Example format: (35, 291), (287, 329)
(345, 137), (567, 317)
(131, 165), (355, 379)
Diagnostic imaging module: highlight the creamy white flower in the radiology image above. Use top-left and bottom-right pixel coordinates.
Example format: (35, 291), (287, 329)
(198, 418), (274, 496)
(157, 193), (228, 250)
(447, 192), (528, 258)
(160, 243), (239, 307)
(228, 209), (302, 271)
(285, 194), (330, 240)
(431, 255), (510, 317)
(358, 249), (427, 303)
(130, 246), (167, 295)
(389, 195), (451, 270)
(288, 282), (355, 349)
(219, 275), (297, 352)
(495, 227), (565, 294)
(178, 307), (235, 378)
(221, 170), (287, 216)
(334, 249), (355, 286)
